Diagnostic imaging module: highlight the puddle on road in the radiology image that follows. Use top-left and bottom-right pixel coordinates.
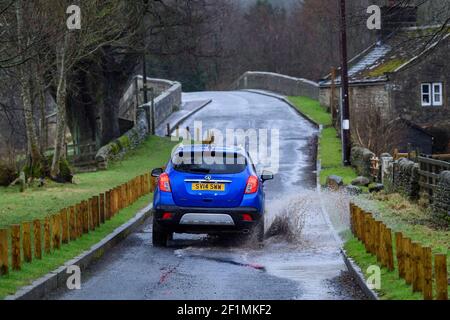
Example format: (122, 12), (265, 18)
(171, 189), (360, 299)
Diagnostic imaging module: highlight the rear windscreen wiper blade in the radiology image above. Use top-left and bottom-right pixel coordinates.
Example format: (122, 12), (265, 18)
(189, 168), (211, 173)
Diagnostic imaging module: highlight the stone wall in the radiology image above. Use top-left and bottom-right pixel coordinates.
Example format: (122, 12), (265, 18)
(233, 71), (319, 100)
(96, 77), (181, 169)
(351, 146), (375, 178)
(432, 171), (450, 221)
(319, 84), (390, 118)
(393, 158), (420, 200)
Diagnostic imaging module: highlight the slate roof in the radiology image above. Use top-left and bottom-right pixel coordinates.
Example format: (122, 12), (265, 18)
(320, 25), (450, 86)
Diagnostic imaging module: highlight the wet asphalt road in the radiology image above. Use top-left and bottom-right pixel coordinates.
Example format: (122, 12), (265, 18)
(48, 91), (365, 300)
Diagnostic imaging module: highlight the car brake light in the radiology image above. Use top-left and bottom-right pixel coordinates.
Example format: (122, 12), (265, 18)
(242, 214), (253, 221)
(162, 212), (173, 220)
(159, 173), (171, 192)
(245, 175), (258, 194)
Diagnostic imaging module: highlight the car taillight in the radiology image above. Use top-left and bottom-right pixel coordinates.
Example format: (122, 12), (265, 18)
(245, 175), (258, 194)
(159, 173), (171, 192)
(242, 214), (253, 221)
(162, 212), (173, 220)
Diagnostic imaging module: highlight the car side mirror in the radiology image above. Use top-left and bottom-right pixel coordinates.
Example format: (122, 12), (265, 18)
(151, 168), (163, 177)
(261, 170), (274, 182)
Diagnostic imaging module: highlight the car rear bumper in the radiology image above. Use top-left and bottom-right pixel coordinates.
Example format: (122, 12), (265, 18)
(153, 205), (262, 234)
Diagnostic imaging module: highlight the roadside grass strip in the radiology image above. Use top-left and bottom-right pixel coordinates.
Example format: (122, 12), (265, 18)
(287, 96), (357, 185)
(0, 136), (177, 298)
(348, 203), (449, 300)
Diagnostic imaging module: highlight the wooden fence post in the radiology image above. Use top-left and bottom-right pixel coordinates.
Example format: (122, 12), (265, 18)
(69, 206), (76, 241)
(378, 223), (386, 267)
(22, 222), (32, 263)
(88, 198), (94, 231)
(404, 237), (412, 285)
(349, 203), (355, 236)
(422, 247), (433, 300)
(11, 225), (21, 271)
(94, 196), (100, 228)
(395, 232), (404, 278)
(0, 228), (8, 275)
(83, 201), (89, 234)
(61, 209), (69, 244)
(76, 203), (82, 237)
(150, 176), (156, 193)
(385, 227), (394, 271)
(374, 220), (381, 262)
(357, 207), (365, 244)
(100, 193), (105, 224)
(435, 254), (448, 300)
(412, 242), (423, 292)
(44, 217), (51, 254)
(33, 220), (42, 260)
(105, 191), (111, 221)
(52, 214), (61, 250)
(364, 212), (371, 254)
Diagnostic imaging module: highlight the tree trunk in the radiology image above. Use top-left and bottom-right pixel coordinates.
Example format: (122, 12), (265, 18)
(50, 34), (68, 179)
(15, 0), (42, 175)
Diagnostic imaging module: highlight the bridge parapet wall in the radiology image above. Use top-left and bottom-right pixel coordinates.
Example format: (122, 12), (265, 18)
(233, 71), (319, 100)
(96, 76), (181, 169)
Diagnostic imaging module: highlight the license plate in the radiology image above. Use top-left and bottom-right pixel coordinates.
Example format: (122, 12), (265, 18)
(192, 183), (225, 191)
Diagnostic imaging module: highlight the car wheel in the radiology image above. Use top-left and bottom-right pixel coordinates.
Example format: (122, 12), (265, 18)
(256, 219), (265, 243)
(152, 217), (169, 247)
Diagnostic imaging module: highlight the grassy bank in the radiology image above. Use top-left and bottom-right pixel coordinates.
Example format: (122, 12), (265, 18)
(0, 196), (150, 299)
(0, 135), (177, 298)
(347, 194), (449, 300)
(288, 96), (449, 300)
(288, 96), (357, 185)
(0, 136), (176, 228)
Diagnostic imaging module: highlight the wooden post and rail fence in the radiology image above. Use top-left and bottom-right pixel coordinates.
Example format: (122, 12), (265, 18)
(350, 203), (448, 300)
(0, 172), (159, 278)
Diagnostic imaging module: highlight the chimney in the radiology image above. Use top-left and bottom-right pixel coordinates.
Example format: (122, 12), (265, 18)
(378, 1), (418, 39)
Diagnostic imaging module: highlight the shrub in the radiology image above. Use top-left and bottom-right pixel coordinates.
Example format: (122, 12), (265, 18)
(0, 162), (18, 186)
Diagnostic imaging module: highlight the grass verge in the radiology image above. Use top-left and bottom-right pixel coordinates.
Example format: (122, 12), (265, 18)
(346, 193), (449, 300)
(0, 136), (176, 227)
(287, 96), (357, 185)
(0, 196), (151, 299)
(0, 135), (177, 298)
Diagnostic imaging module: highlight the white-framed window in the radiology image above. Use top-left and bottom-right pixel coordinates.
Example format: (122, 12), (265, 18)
(421, 82), (443, 107)
(433, 83), (443, 106)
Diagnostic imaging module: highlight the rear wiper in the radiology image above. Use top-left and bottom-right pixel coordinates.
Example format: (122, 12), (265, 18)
(189, 168), (211, 173)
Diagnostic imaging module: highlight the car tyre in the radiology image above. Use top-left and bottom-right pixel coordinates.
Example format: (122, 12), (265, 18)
(152, 217), (169, 247)
(255, 218), (265, 244)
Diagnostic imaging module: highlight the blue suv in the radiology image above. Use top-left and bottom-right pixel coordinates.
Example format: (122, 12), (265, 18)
(151, 144), (273, 247)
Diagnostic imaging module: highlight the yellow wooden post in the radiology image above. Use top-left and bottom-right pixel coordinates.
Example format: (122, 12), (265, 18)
(374, 220), (381, 262)
(100, 193), (105, 224)
(404, 237), (412, 285)
(364, 213), (371, 254)
(69, 206), (76, 241)
(412, 242), (423, 293)
(75, 203), (82, 237)
(83, 201), (89, 234)
(0, 228), (8, 275)
(61, 209), (69, 244)
(395, 232), (404, 278)
(422, 247), (433, 300)
(22, 222), (32, 263)
(52, 214), (61, 250)
(105, 191), (111, 220)
(44, 217), (51, 254)
(11, 225), (21, 271)
(435, 254), (448, 300)
(385, 227), (394, 271)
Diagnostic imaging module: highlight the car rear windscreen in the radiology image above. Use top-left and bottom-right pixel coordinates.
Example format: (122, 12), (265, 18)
(171, 151), (247, 174)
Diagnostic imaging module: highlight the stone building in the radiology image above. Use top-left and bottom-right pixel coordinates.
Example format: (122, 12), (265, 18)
(319, 6), (450, 154)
